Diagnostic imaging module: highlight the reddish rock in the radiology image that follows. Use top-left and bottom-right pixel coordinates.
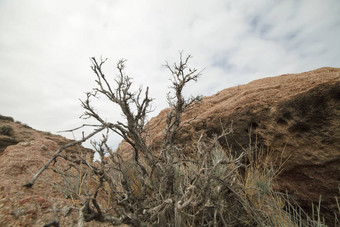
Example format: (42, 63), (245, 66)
(0, 119), (96, 226)
(119, 67), (340, 224)
(19, 196), (33, 205)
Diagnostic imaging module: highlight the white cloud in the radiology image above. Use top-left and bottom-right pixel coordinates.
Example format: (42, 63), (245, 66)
(0, 0), (339, 148)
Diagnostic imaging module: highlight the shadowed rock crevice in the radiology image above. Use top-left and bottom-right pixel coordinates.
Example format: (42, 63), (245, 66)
(0, 135), (19, 153)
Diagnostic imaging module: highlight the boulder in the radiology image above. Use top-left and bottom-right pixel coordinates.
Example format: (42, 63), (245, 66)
(120, 67), (340, 224)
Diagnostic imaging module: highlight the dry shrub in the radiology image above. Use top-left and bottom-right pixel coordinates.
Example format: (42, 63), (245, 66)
(0, 125), (14, 136)
(0, 114), (14, 122)
(26, 53), (338, 226)
(100, 132), (301, 226)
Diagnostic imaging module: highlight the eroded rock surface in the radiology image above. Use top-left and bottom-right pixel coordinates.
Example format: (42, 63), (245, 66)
(0, 118), (104, 226)
(119, 67), (340, 223)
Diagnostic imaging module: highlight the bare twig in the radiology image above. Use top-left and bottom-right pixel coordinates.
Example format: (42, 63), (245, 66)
(162, 52), (203, 150)
(42, 203), (60, 227)
(23, 125), (106, 187)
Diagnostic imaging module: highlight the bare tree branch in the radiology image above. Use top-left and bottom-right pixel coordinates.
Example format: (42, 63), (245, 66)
(23, 125), (106, 187)
(84, 57), (155, 166)
(162, 52), (203, 151)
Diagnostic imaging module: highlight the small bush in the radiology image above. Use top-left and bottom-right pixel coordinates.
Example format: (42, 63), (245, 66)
(22, 124), (32, 129)
(0, 115), (14, 122)
(0, 125), (14, 136)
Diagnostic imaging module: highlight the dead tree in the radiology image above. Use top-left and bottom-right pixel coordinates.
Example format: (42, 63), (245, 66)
(24, 53), (293, 226)
(157, 53), (202, 197)
(84, 57), (154, 165)
(75, 53), (203, 225)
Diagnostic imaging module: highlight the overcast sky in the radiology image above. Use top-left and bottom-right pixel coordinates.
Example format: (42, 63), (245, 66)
(1, 0), (339, 148)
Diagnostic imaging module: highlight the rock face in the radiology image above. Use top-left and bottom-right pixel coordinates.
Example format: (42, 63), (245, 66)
(0, 117), (105, 226)
(122, 67), (340, 223)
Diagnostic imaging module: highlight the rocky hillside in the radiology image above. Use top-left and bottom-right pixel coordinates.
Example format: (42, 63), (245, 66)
(0, 67), (339, 226)
(0, 116), (110, 226)
(119, 67), (340, 224)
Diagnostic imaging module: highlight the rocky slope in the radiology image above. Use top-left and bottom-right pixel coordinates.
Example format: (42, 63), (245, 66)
(1, 67), (339, 226)
(0, 116), (110, 226)
(119, 67), (340, 224)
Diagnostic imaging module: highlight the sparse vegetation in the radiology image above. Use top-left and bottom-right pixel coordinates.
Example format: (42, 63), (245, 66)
(0, 114), (14, 122)
(22, 123), (32, 129)
(15, 120), (32, 129)
(0, 125), (14, 136)
(24, 53), (340, 226)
